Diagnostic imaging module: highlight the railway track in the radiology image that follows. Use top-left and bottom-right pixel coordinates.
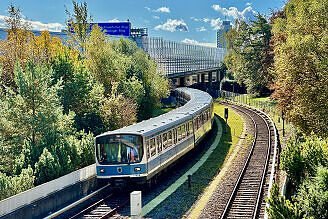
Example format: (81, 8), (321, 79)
(46, 184), (129, 219)
(69, 192), (129, 219)
(217, 101), (278, 219)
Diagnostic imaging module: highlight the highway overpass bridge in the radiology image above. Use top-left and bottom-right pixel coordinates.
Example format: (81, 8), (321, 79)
(133, 36), (226, 87)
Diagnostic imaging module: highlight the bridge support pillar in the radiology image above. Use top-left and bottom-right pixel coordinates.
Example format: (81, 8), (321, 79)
(216, 70), (221, 89)
(201, 73), (205, 89)
(208, 72), (213, 88)
(197, 74), (200, 83)
(179, 77), (185, 87)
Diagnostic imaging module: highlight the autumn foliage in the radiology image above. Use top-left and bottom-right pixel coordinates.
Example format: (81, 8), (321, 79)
(0, 2), (169, 200)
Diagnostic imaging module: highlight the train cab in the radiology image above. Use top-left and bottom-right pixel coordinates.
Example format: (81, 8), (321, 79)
(95, 133), (147, 185)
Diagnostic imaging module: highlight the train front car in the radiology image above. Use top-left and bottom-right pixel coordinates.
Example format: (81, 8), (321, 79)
(95, 133), (147, 186)
(95, 87), (213, 187)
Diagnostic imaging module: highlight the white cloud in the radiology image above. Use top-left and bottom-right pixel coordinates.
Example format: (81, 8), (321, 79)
(153, 15), (160, 19)
(155, 19), (188, 32)
(196, 26), (206, 32)
(210, 17), (223, 30)
(203, 18), (210, 23)
(144, 7), (151, 11)
(154, 7), (170, 13)
(190, 17), (201, 22)
(246, 2), (252, 6)
(212, 4), (255, 20)
(0, 15), (63, 32)
(108, 18), (121, 22)
(191, 17), (210, 23)
(182, 38), (216, 48)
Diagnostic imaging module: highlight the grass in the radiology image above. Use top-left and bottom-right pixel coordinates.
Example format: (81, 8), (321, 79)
(214, 103), (244, 143)
(144, 102), (243, 218)
(228, 93), (295, 152)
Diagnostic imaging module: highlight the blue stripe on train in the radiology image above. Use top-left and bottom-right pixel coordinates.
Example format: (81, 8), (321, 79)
(97, 163), (147, 176)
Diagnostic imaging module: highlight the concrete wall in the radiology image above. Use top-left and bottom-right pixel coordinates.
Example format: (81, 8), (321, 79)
(0, 164), (98, 219)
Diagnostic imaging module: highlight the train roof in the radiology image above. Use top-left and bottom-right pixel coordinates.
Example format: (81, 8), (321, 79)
(96, 88), (212, 138)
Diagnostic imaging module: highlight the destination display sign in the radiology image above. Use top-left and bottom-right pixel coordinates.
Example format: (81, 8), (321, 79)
(92, 22), (131, 36)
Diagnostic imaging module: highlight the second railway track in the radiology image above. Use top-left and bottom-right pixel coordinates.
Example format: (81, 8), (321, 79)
(218, 101), (278, 219)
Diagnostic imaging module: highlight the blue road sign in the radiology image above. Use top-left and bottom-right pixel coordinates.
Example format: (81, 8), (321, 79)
(92, 22), (131, 36)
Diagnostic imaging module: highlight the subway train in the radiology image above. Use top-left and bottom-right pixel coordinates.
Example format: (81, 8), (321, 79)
(95, 87), (214, 186)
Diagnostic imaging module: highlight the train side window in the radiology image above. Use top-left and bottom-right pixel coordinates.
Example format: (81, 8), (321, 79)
(163, 133), (168, 149)
(182, 124), (186, 138)
(168, 131), (172, 147)
(150, 138), (156, 156)
(177, 126), (182, 141)
(157, 136), (162, 153)
(173, 129), (177, 144)
(146, 140), (150, 159)
(194, 118), (197, 130)
(186, 123), (190, 136)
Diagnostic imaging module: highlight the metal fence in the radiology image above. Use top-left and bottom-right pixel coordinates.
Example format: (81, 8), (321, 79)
(139, 37), (226, 76)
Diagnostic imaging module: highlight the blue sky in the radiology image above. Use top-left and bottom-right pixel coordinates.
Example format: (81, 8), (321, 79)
(0, 0), (285, 47)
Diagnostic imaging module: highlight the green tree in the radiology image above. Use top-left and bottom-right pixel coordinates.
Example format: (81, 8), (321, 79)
(271, 0), (328, 137)
(51, 50), (105, 134)
(65, 1), (92, 53)
(34, 148), (60, 185)
(0, 166), (34, 200)
(280, 139), (305, 185)
(100, 83), (137, 131)
(0, 4), (31, 89)
(85, 27), (169, 121)
(266, 184), (302, 219)
(280, 135), (328, 185)
(296, 166), (328, 219)
(225, 14), (274, 96)
(0, 62), (64, 173)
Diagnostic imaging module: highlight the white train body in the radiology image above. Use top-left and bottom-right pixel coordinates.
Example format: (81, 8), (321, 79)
(95, 88), (214, 184)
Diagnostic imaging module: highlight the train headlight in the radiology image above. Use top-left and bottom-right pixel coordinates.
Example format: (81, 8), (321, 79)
(134, 167), (141, 172)
(100, 168), (105, 173)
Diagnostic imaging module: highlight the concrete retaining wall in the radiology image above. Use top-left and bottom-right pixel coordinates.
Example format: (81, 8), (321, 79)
(0, 164), (97, 219)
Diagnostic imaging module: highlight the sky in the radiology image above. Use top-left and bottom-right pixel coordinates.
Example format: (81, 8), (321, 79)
(0, 0), (285, 47)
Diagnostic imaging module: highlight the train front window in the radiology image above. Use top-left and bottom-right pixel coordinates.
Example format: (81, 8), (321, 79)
(96, 135), (143, 164)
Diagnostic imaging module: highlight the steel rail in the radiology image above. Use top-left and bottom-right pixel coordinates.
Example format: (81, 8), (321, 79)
(99, 198), (129, 219)
(219, 102), (258, 219)
(218, 101), (272, 219)
(69, 192), (114, 219)
(253, 112), (271, 219)
(231, 99), (279, 219)
(44, 184), (111, 219)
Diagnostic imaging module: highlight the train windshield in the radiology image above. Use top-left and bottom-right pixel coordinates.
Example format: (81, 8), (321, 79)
(96, 134), (143, 164)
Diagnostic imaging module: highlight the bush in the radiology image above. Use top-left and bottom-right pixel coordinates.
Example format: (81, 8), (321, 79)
(266, 184), (301, 219)
(0, 166), (34, 200)
(296, 166), (328, 219)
